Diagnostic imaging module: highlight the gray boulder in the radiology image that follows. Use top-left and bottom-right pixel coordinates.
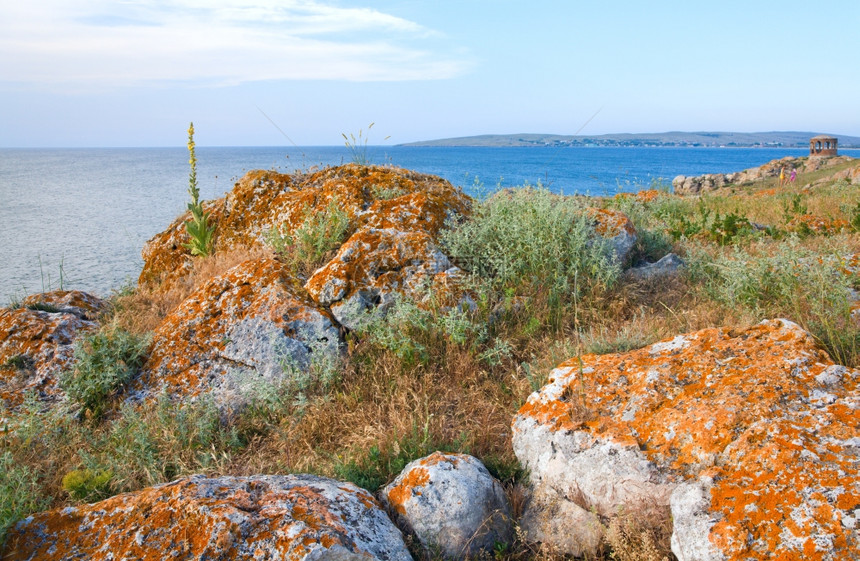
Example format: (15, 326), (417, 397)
(628, 253), (685, 280)
(381, 452), (511, 558)
(136, 258), (342, 411)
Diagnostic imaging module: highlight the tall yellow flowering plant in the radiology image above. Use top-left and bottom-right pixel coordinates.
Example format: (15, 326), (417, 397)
(184, 122), (215, 257)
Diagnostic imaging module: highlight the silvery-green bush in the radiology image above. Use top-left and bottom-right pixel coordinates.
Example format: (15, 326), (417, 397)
(60, 325), (151, 420)
(440, 186), (619, 300)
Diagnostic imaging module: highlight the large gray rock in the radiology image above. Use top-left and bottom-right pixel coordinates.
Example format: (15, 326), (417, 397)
(136, 258), (342, 410)
(512, 319), (860, 559)
(3, 474), (413, 561)
(381, 452), (511, 559)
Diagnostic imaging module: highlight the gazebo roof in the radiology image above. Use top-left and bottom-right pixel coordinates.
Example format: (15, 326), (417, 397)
(811, 134), (837, 140)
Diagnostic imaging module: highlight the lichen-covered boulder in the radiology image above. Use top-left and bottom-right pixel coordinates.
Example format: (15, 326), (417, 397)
(0, 290), (104, 408)
(304, 228), (463, 331)
(139, 165), (470, 290)
(512, 319), (859, 560)
(2, 474), (413, 561)
(136, 258), (341, 409)
(382, 452), (511, 559)
(587, 207), (637, 265)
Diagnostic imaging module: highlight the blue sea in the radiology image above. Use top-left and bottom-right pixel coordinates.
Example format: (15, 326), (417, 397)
(2, 145), (856, 301)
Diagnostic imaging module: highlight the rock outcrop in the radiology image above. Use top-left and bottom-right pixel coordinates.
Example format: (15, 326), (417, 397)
(0, 290), (104, 409)
(304, 228), (463, 330)
(136, 258), (341, 410)
(382, 452), (511, 559)
(672, 155), (858, 195)
(2, 474), (412, 561)
(513, 319), (859, 560)
(139, 165), (471, 290)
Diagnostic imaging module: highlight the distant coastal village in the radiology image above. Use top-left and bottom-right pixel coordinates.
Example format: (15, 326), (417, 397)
(403, 130), (860, 148)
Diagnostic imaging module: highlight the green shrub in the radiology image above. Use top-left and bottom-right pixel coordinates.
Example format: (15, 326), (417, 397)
(60, 324), (151, 420)
(781, 193), (808, 225)
(706, 210), (755, 246)
(0, 451), (48, 547)
(440, 186), (619, 306)
(353, 292), (510, 368)
(2, 355), (33, 372)
(267, 196), (350, 277)
(370, 184), (407, 200)
(61, 469), (113, 502)
(355, 299), (434, 366)
(651, 196), (757, 245)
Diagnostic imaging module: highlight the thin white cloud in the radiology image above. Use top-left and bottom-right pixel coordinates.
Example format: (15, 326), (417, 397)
(0, 0), (470, 87)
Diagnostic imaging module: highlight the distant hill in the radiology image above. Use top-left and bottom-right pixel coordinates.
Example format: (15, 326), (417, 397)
(401, 131), (860, 148)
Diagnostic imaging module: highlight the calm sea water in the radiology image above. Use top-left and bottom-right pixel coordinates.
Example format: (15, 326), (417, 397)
(2, 145), (855, 301)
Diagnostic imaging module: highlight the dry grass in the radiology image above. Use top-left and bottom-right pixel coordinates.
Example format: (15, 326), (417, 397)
(230, 341), (528, 483)
(604, 500), (673, 561)
(109, 245), (268, 334)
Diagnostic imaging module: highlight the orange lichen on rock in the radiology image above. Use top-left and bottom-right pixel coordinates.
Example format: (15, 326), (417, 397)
(0, 290), (104, 409)
(1, 474), (412, 561)
(386, 466), (430, 516)
(304, 228), (463, 330)
(586, 207), (637, 263)
(137, 258), (340, 406)
(384, 452), (468, 515)
(138, 165), (470, 291)
(381, 452), (511, 558)
(587, 207), (636, 237)
(513, 319), (859, 560)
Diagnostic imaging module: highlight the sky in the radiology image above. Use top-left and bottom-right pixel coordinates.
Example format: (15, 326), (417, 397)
(1, 0), (858, 147)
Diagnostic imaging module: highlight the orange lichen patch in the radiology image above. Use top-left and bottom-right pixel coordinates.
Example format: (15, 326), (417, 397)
(137, 258), (338, 402)
(0, 291), (103, 408)
(384, 453), (468, 516)
(753, 188), (779, 197)
(139, 165), (470, 291)
(837, 253), (860, 282)
(360, 191), (467, 236)
(786, 214), (850, 235)
(418, 450), (465, 467)
(516, 319), (860, 559)
(386, 466), (431, 516)
(2, 474), (404, 561)
(631, 189), (662, 203)
(587, 207), (636, 237)
(304, 228), (455, 311)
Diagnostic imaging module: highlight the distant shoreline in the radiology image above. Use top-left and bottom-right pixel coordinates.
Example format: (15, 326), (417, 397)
(396, 144), (860, 151)
(400, 131), (860, 149)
